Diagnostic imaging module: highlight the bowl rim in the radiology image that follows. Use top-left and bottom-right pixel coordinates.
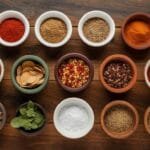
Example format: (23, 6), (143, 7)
(121, 12), (150, 50)
(144, 106), (150, 135)
(144, 59), (150, 88)
(100, 100), (139, 139)
(35, 10), (72, 48)
(0, 102), (7, 130)
(11, 55), (49, 94)
(78, 10), (115, 47)
(99, 54), (137, 93)
(54, 53), (94, 92)
(53, 97), (95, 139)
(0, 10), (30, 47)
(0, 59), (5, 83)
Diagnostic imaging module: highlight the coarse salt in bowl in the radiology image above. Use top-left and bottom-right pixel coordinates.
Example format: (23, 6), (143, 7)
(0, 10), (30, 47)
(78, 10), (115, 47)
(35, 11), (72, 48)
(53, 97), (94, 139)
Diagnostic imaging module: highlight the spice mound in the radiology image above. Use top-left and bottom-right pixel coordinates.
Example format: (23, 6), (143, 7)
(103, 61), (133, 88)
(58, 58), (90, 88)
(83, 18), (110, 42)
(16, 61), (45, 88)
(0, 18), (25, 42)
(104, 106), (134, 133)
(40, 18), (67, 43)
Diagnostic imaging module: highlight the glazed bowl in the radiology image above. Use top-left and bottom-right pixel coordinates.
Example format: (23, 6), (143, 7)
(100, 100), (139, 139)
(53, 97), (94, 139)
(144, 59), (150, 88)
(144, 107), (150, 135)
(0, 59), (5, 83)
(99, 54), (137, 93)
(78, 10), (115, 47)
(11, 55), (49, 94)
(0, 10), (30, 47)
(35, 10), (72, 48)
(0, 103), (6, 130)
(122, 12), (150, 50)
(55, 53), (94, 92)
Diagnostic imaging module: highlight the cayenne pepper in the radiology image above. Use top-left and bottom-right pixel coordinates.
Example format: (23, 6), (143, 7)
(0, 18), (25, 42)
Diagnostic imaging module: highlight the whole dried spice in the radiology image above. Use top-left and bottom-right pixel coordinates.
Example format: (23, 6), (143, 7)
(16, 61), (45, 88)
(105, 106), (134, 133)
(103, 61), (133, 88)
(58, 58), (90, 88)
(40, 18), (67, 43)
(83, 18), (109, 42)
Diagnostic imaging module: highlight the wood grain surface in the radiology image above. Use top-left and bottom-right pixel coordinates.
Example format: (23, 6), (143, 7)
(0, 0), (150, 150)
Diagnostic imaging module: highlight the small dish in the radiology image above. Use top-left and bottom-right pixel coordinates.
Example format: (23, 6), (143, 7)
(53, 97), (94, 139)
(122, 12), (150, 50)
(0, 103), (6, 130)
(100, 100), (139, 139)
(99, 54), (137, 93)
(55, 53), (94, 92)
(0, 59), (5, 83)
(144, 106), (150, 135)
(35, 11), (72, 48)
(144, 59), (150, 88)
(11, 55), (49, 94)
(0, 10), (30, 47)
(78, 10), (115, 47)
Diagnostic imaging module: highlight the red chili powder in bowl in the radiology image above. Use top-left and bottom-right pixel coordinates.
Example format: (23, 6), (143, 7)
(0, 18), (25, 42)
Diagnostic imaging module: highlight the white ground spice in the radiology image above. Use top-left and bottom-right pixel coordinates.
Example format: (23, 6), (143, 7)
(58, 105), (89, 133)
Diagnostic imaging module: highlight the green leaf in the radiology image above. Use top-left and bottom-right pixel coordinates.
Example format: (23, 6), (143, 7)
(27, 101), (34, 109)
(19, 107), (27, 116)
(10, 117), (23, 128)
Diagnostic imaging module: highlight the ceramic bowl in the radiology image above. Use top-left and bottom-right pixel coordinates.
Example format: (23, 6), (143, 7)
(0, 10), (30, 47)
(144, 107), (150, 135)
(100, 100), (139, 139)
(144, 59), (150, 88)
(53, 97), (94, 139)
(122, 12), (150, 50)
(55, 53), (94, 92)
(0, 103), (6, 130)
(78, 10), (115, 47)
(11, 55), (49, 94)
(99, 54), (137, 93)
(0, 59), (5, 83)
(35, 10), (72, 48)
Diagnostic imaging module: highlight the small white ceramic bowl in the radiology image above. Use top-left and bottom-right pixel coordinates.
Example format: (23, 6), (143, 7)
(35, 11), (72, 48)
(53, 97), (94, 139)
(78, 10), (115, 47)
(144, 60), (150, 88)
(0, 59), (4, 82)
(0, 10), (30, 47)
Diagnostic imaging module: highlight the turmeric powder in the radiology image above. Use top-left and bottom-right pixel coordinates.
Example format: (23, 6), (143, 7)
(125, 20), (150, 45)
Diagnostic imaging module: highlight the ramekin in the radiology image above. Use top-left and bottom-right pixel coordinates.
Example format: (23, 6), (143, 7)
(35, 11), (72, 48)
(78, 10), (115, 47)
(0, 10), (30, 47)
(0, 59), (4, 83)
(144, 59), (150, 88)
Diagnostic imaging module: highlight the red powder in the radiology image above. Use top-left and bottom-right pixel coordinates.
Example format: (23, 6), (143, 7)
(0, 18), (25, 42)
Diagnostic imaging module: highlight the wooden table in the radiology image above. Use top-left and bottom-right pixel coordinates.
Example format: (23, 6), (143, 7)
(0, 0), (150, 149)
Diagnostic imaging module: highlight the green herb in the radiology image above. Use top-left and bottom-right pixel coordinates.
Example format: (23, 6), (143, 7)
(10, 101), (45, 131)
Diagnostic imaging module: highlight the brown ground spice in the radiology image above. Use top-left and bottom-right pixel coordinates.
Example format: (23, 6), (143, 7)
(40, 18), (67, 43)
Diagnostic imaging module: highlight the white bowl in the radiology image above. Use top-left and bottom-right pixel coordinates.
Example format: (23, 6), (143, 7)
(53, 97), (94, 139)
(144, 60), (150, 88)
(78, 10), (115, 47)
(35, 11), (72, 48)
(0, 10), (30, 47)
(0, 59), (4, 82)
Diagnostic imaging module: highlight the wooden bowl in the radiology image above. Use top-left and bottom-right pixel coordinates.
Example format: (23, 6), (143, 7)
(99, 54), (137, 93)
(122, 12), (150, 50)
(100, 100), (139, 139)
(55, 53), (94, 92)
(144, 107), (150, 135)
(0, 103), (6, 130)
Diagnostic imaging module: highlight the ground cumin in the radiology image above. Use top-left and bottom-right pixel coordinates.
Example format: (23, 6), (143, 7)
(40, 18), (67, 43)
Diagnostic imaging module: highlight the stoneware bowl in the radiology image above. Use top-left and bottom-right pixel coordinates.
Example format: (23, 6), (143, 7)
(122, 12), (150, 50)
(144, 107), (150, 135)
(53, 97), (94, 139)
(144, 59), (150, 88)
(0, 59), (5, 83)
(0, 10), (30, 47)
(11, 55), (49, 94)
(55, 53), (94, 92)
(100, 100), (139, 139)
(0, 103), (6, 130)
(15, 102), (46, 136)
(78, 10), (115, 47)
(99, 54), (137, 93)
(35, 10), (72, 48)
